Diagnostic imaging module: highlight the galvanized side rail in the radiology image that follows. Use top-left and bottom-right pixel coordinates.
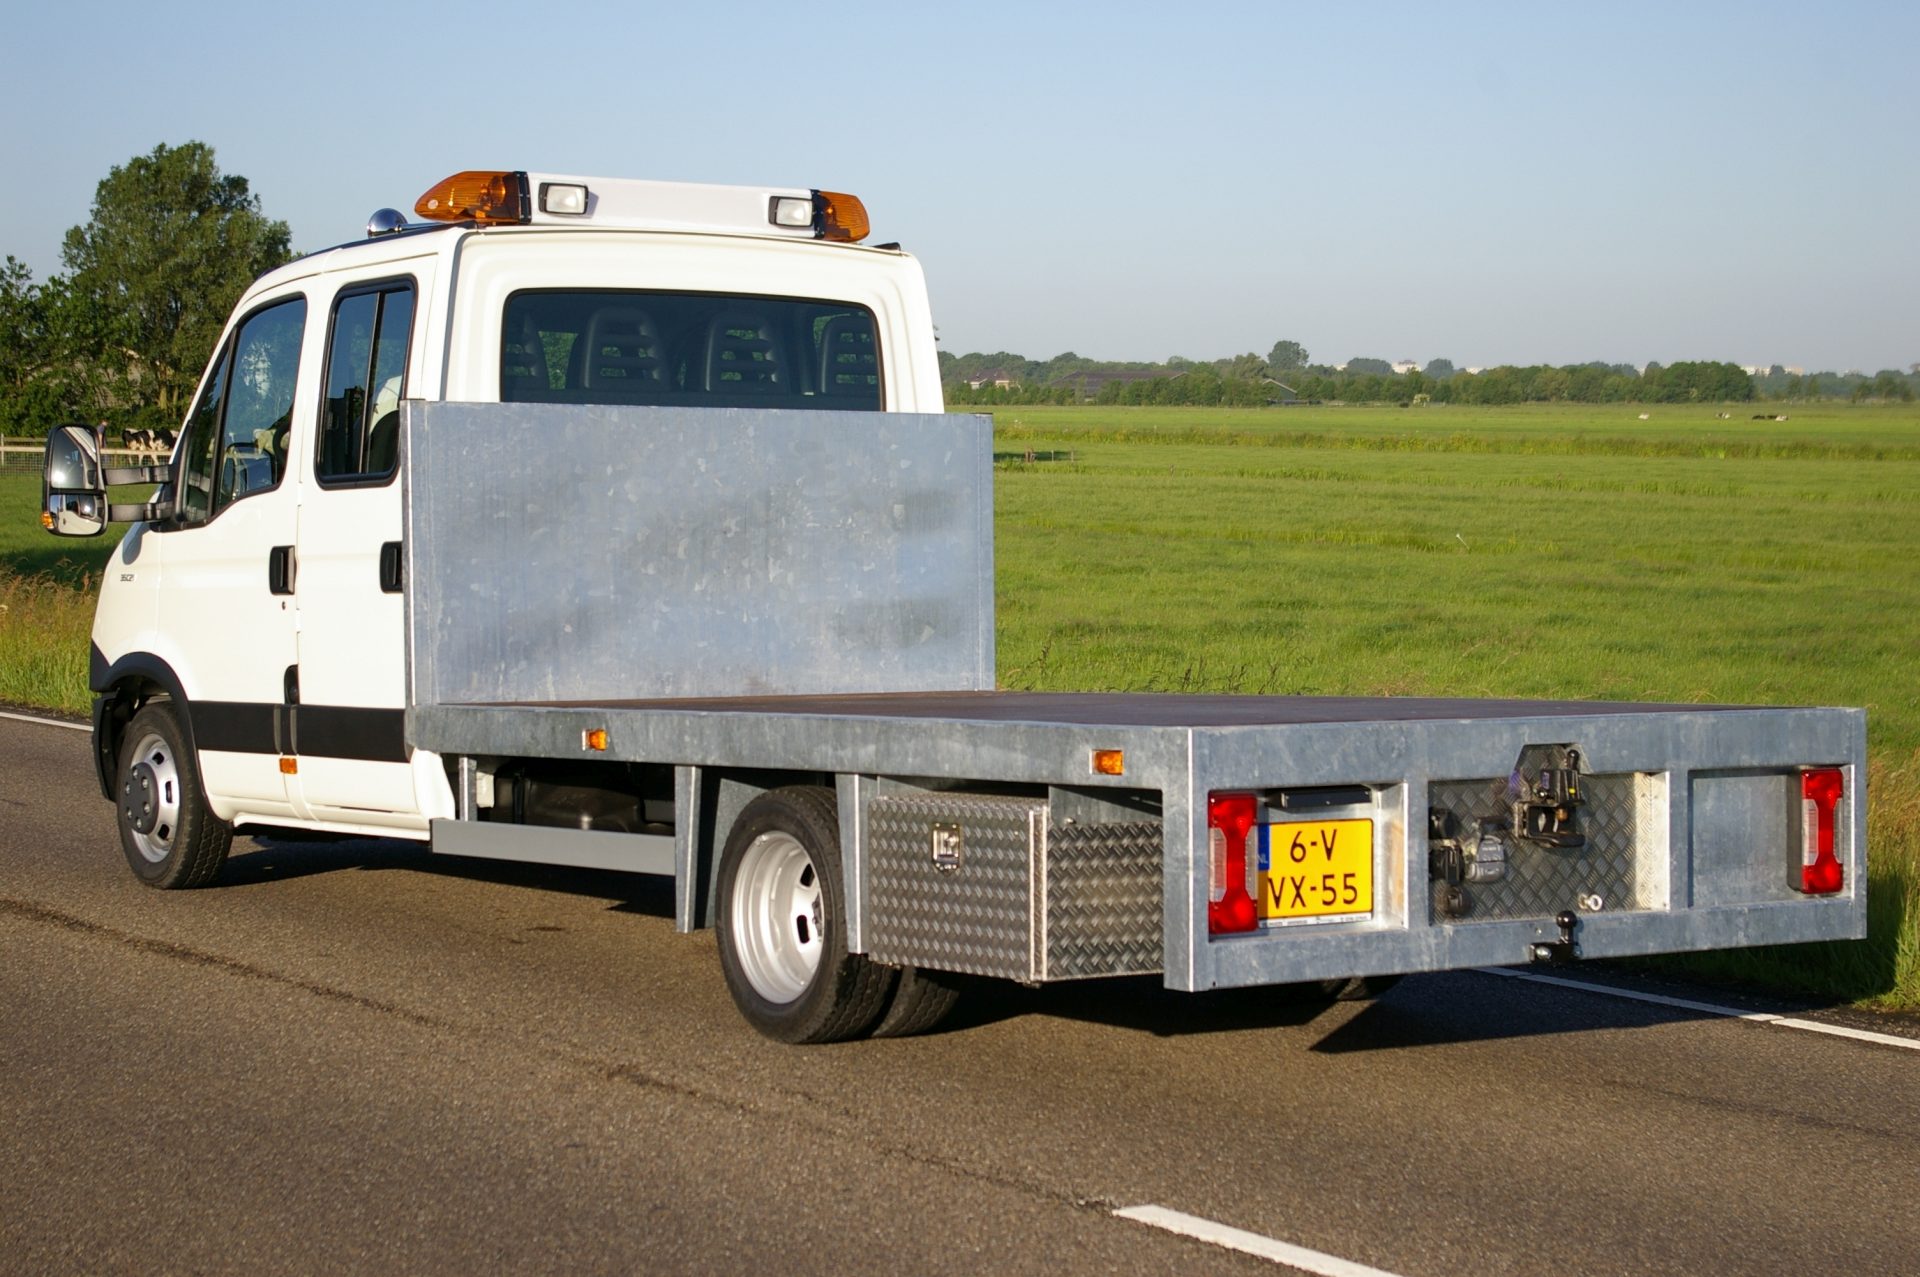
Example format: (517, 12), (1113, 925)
(409, 693), (1866, 992)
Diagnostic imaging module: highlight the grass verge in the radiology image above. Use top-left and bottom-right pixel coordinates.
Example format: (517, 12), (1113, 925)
(0, 567), (97, 716)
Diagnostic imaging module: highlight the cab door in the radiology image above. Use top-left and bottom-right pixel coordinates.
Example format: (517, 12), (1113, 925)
(287, 276), (425, 827)
(156, 296), (308, 823)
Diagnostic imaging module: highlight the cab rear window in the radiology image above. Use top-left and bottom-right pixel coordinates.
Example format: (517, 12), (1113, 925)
(501, 291), (881, 411)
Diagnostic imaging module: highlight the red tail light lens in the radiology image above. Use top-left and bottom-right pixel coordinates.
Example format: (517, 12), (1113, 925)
(1208, 791), (1259, 934)
(1799, 768), (1844, 895)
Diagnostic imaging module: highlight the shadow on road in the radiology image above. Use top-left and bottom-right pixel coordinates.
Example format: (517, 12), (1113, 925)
(222, 834), (1749, 1050)
(224, 833), (678, 918)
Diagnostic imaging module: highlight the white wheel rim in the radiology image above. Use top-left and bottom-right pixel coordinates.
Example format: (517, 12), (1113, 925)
(730, 831), (824, 1004)
(122, 730), (182, 863)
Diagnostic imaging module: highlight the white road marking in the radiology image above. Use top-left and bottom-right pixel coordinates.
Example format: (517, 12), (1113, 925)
(1114, 1205), (1408, 1276)
(0, 709), (88, 732)
(1476, 966), (1920, 1052)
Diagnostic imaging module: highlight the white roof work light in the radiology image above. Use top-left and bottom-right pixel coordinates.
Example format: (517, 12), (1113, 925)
(412, 170), (870, 241)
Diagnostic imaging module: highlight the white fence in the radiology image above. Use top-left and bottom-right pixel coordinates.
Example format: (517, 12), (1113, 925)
(1, 438), (158, 471)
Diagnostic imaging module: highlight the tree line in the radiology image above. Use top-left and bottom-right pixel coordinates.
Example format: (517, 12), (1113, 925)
(943, 343), (1920, 407)
(1, 142), (292, 437)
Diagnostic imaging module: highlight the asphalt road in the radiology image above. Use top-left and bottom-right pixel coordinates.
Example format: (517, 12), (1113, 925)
(4, 711), (1918, 1276)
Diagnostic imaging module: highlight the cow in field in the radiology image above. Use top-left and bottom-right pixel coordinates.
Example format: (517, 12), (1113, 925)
(121, 427), (177, 460)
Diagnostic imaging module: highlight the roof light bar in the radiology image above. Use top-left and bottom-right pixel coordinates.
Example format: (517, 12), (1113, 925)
(411, 170), (871, 241)
(415, 171), (531, 225)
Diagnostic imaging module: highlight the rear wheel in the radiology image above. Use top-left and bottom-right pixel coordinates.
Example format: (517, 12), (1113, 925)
(116, 701), (232, 889)
(716, 786), (889, 1044)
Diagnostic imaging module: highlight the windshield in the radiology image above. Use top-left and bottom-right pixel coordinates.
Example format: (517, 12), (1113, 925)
(501, 290), (882, 411)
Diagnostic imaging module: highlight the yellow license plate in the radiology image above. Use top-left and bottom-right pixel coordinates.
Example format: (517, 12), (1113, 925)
(1258, 819), (1374, 925)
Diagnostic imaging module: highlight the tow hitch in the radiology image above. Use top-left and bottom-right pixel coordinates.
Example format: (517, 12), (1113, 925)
(1529, 910), (1581, 964)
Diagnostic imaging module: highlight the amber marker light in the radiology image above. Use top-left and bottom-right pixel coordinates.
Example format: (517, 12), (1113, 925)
(39, 511), (54, 530)
(279, 757), (299, 775)
(813, 190), (870, 242)
(1092, 749), (1125, 776)
(583, 728), (610, 752)
(415, 171), (530, 224)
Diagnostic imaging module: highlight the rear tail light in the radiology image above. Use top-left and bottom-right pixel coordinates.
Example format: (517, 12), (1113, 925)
(1208, 791), (1259, 934)
(1799, 768), (1844, 894)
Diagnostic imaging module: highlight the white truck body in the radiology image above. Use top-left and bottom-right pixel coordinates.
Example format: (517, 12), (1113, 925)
(45, 172), (1867, 1041)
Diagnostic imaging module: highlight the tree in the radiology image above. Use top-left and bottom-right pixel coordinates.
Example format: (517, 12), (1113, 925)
(0, 257), (47, 399)
(1267, 339), (1308, 371)
(1343, 356), (1392, 375)
(1217, 351), (1267, 380)
(60, 141), (294, 418)
(1422, 358), (1456, 379)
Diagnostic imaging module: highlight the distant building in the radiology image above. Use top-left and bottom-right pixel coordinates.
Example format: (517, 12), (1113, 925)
(1390, 360), (1420, 375)
(1057, 368), (1185, 397)
(964, 370), (1019, 391)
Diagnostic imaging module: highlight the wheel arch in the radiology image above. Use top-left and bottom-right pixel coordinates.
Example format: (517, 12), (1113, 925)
(89, 644), (198, 802)
(687, 766), (832, 932)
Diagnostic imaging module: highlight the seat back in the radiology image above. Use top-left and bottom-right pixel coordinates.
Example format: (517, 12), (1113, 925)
(580, 306), (668, 391)
(704, 310), (788, 394)
(500, 316), (551, 398)
(818, 314), (879, 398)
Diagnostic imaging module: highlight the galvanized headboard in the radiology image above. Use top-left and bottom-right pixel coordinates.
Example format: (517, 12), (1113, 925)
(402, 402), (994, 706)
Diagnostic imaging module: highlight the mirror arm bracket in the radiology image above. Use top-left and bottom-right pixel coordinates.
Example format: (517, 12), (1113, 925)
(102, 464), (170, 486)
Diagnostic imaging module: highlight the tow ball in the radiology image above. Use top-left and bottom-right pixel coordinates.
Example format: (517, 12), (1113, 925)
(1529, 910), (1581, 965)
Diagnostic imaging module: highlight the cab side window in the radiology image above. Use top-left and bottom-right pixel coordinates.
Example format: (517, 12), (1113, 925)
(177, 296), (306, 524)
(319, 282), (415, 483)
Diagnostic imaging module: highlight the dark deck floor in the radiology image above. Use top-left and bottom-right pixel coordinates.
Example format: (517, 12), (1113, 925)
(483, 691), (1760, 729)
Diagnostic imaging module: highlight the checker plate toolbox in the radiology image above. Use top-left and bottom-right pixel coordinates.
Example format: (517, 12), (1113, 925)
(864, 793), (1162, 982)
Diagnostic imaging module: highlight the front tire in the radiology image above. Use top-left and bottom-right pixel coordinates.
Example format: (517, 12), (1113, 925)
(116, 701), (232, 889)
(716, 786), (889, 1044)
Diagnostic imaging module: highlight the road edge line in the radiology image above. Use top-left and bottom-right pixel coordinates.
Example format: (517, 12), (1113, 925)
(0, 709), (88, 733)
(1113, 1205), (1407, 1276)
(1475, 966), (1920, 1052)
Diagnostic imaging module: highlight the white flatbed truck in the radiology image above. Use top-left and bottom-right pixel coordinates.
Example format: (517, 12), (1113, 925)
(41, 169), (1867, 1042)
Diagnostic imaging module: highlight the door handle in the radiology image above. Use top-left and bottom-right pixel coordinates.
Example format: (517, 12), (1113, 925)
(268, 545), (296, 595)
(379, 541), (403, 594)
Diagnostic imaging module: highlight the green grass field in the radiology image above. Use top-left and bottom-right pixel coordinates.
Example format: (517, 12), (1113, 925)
(4, 400), (1917, 1007)
(982, 401), (1920, 1008)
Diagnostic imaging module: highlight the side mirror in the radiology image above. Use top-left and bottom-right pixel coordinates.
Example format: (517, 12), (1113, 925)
(42, 424), (108, 537)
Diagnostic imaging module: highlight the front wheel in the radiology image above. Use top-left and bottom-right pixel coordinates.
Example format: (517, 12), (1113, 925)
(715, 786), (890, 1044)
(116, 701), (232, 889)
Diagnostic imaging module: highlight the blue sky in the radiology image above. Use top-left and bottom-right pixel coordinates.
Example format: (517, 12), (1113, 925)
(4, 0), (1915, 372)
